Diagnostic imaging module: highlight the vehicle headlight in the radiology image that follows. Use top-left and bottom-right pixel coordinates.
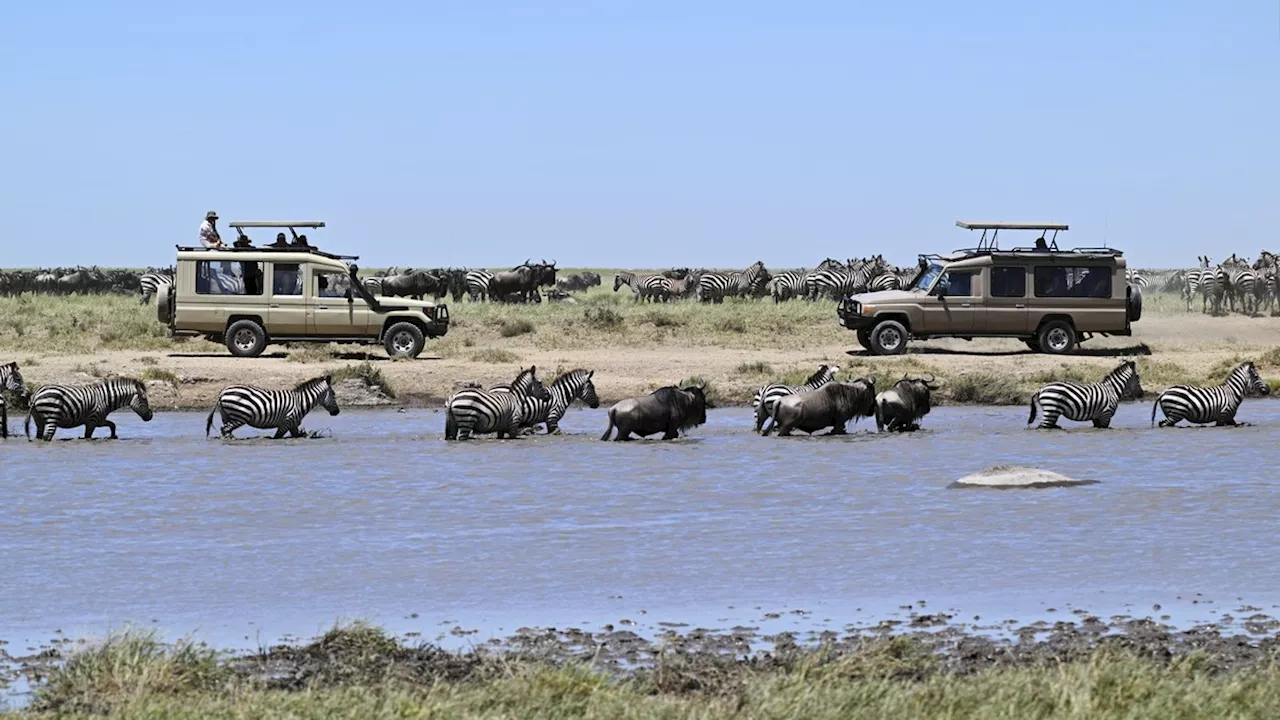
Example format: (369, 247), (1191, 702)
(862, 305), (876, 316)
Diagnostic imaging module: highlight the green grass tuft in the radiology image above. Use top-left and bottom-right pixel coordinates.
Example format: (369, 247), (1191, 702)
(945, 372), (1025, 405)
(581, 307), (624, 330)
(734, 361), (774, 376)
(499, 319), (535, 338)
(138, 367), (180, 387)
(470, 348), (521, 364)
(328, 361), (396, 399)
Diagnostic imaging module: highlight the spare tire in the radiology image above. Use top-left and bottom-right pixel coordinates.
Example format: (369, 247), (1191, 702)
(1128, 284), (1143, 322)
(156, 283), (174, 326)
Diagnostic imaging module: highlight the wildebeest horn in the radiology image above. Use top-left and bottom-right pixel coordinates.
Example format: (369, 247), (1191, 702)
(922, 373), (935, 383)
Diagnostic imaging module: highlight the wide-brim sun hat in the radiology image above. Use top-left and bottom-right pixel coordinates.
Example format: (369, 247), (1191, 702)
(206, 210), (218, 219)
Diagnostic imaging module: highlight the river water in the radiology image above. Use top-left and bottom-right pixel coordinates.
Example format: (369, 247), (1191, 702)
(2, 402), (1278, 655)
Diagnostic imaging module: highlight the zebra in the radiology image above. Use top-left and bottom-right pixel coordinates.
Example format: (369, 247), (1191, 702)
(802, 259), (849, 301)
(138, 272), (172, 305)
(1223, 255), (1256, 315)
(465, 270), (494, 302)
(769, 270), (807, 303)
(1151, 362), (1269, 428)
(24, 377), (154, 441)
(808, 262), (871, 301)
(1182, 265), (1202, 312)
(205, 375), (340, 439)
(0, 361), (29, 439)
(362, 276), (384, 295)
(697, 261), (768, 303)
(1197, 255), (1226, 315)
(495, 368), (600, 434)
(1124, 269), (1148, 289)
(867, 271), (902, 292)
(1027, 360), (1143, 429)
(613, 273), (670, 302)
(751, 364), (840, 434)
(445, 366), (551, 440)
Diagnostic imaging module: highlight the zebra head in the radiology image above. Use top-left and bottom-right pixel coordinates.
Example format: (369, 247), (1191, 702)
(1231, 362), (1270, 397)
(574, 370), (601, 409)
(128, 379), (154, 422)
(318, 375), (341, 416)
(512, 366), (552, 401)
(0, 362), (28, 401)
(613, 273), (629, 292)
(1106, 361), (1144, 401)
(805, 364), (839, 388)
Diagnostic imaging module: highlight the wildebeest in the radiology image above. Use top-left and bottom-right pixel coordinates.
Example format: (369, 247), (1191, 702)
(600, 385), (708, 441)
(874, 375), (939, 432)
(764, 379), (876, 436)
(488, 262), (538, 302)
(378, 270), (447, 300)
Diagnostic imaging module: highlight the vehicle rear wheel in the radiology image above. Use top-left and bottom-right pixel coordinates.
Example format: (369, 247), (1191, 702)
(856, 328), (873, 351)
(1037, 320), (1077, 355)
(869, 320), (909, 356)
(225, 319), (267, 358)
(384, 322), (425, 359)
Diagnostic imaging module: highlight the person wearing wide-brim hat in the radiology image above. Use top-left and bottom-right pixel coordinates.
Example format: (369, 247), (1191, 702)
(199, 210), (225, 249)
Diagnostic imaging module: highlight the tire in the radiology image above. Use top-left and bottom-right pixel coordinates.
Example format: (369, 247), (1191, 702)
(1037, 320), (1077, 355)
(1128, 284), (1143, 322)
(856, 328), (873, 351)
(225, 319), (268, 358)
(384, 322), (425, 359)
(155, 284), (174, 325)
(869, 320), (909, 356)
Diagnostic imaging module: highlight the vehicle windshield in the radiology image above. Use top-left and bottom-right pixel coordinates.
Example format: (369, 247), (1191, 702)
(912, 263), (944, 291)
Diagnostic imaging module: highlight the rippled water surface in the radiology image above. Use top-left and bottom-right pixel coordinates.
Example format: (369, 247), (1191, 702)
(3, 402), (1279, 649)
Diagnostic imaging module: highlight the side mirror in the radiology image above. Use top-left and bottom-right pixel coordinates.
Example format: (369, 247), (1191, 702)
(933, 283), (948, 298)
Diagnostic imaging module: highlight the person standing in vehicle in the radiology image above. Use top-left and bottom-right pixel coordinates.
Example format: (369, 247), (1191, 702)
(199, 211), (225, 249)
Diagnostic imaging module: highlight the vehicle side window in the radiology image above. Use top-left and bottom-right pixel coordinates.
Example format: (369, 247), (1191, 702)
(1034, 266), (1111, 298)
(273, 263), (303, 296)
(196, 261), (263, 296)
(937, 270), (976, 297)
(990, 267), (1026, 298)
(315, 271), (351, 298)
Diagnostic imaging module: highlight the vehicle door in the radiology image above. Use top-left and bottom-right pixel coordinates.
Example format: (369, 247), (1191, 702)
(982, 266), (1030, 333)
(310, 268), (370, 337)
(922, 269), (978, 333)
(268, 262), (308, 335)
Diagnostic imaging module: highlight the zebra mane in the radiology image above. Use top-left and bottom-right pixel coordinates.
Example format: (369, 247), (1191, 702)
(294, 375), (332, 392)
(1104, 361), (1136, 382)
(511, 365), (539, 389)
(551, 368), (593, 389)
(102, 376), (146, 393)
(803, 365), (833, 386)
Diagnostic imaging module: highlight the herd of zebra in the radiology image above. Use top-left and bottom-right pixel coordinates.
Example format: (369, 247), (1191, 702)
(0, 355), (1271, 441)
(609, 256), (919, 304)
(1129, 252), (1280, 316)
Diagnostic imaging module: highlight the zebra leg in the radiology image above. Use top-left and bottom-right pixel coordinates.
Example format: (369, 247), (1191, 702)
(1036, 411), (1062, 430)
(545, 420), (561, 435)
(1092, 414), (1113, 429)
(105, 420), (118, 438)
(84, 424), (96, 439)
(40, 419), (56, 442)
(273, 427), (288, 439)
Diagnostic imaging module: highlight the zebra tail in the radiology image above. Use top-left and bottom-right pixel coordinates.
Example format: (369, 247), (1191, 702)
(600, 409), (615, 441)
(205, 405), (219, 438)
(1026, 393), (1038, 426)
(1150, 395), (1161, 427)
(445, 407), (459, 441)
(23, 410), (31, 440)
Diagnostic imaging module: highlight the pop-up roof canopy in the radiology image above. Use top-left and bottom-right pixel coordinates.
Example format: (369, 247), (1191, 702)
(956, 220), (1069, 251)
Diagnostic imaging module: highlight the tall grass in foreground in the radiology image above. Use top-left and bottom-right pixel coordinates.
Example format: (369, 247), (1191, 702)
(15, 625), (1280, 719)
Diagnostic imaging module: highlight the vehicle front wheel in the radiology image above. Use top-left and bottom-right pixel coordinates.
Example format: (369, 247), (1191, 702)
(856, 328), (873, 351)
(225, 319), (268, 358)
(869, 320), (909, 356)
(1037, 320), (1078, 355)
(384, 322), (425, 359)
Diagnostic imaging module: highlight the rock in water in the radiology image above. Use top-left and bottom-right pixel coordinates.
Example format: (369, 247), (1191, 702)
(949, 465), (1098, 489)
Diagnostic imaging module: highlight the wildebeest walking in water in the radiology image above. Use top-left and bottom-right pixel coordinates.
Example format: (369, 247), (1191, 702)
(875, 375), (939, 432)
(764, 379), (876, 436)
(600, 385), (708, 441)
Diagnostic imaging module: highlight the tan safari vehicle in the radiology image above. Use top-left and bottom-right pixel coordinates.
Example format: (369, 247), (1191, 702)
(837, 221), (1142, 356)
(158, 221), (449, 358)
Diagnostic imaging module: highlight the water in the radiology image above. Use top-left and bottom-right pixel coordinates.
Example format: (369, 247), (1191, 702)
(2, 402), (1278, 654)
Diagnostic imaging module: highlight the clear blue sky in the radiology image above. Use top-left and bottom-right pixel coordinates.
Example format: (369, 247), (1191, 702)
(2, 1), (1276, 270)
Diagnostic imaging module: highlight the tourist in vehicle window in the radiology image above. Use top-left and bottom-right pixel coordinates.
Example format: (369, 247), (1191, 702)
(937, 271), (974, 296)
(273, 264), (303, 295)
(990, 267), (1026, 298)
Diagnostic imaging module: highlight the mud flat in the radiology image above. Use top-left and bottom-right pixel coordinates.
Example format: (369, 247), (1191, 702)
(9, 612), (1280, 718)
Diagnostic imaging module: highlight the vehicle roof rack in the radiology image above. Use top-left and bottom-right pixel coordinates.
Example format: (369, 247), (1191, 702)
(174, 245), (359, 261)
(228, 221), (326, 229)
(956, 220), (1068, 252)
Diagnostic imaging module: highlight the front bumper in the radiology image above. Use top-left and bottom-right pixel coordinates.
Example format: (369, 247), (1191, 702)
(836, 297), (874, 330)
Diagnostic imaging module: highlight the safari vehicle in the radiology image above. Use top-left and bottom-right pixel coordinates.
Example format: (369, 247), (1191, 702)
(158, 221), (449, 358)
(837, 221), (1142, 356)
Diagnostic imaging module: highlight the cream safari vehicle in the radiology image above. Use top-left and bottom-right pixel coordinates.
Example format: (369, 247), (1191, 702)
(837, 222), (1142, 356)
(158, 221), (449, 358)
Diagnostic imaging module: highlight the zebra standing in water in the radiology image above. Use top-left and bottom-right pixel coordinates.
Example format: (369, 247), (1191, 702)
(1027, 361), (1143, 429)
(698, 261), (768, 303)
(752, 364), (840, 434)
(1151, 361), (1270, 427)
(613, 273), (671, 302)
(25, 377), (153, 441)
(0, 361), (29, 439)
(495, 368), (600, 434)
(205, 375), (340, 439)
(445, 366), (551, 440)
(465, 270), (494, 302)
(138, 271), (172, 305)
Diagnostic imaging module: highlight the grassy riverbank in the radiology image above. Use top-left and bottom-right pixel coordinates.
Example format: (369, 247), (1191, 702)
(9, 623), (1280, 719)
(2, 282), (1280, 409)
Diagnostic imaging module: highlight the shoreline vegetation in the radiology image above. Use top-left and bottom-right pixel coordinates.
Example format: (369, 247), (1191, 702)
(8, 619), (1280, 718)
(2, 276), (1280, 411)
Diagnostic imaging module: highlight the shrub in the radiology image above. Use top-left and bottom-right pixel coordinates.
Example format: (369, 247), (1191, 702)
(329, 361), (396, 399)
(583, 307), (624, 330)
(945, 372), (1023, 405)
(139, 367), (180, 387)
(499, 319), (535, 337)
(735, 361), (774, 376)
(470, 348), (520, 364)
(287, 344), (337, 363)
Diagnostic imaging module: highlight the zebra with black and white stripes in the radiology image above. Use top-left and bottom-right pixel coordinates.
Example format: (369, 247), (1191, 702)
(465, 270), (495, 302)
(769, 270), (807, 303)
(1198, 256), (1226, 315)
(205, 375), (340, 439)
(1027, 360), (1143, 429)
(445, 366), (551, 440)
(495, 368), (600, 434)
(0, 361), (29, 439)
(1182, 265), (1202, 312)
(751, 364), (840, 434)
(613, 273), (671, 302)
(24, 377), (154, 441)
(697, 261), (768, 303)
(1223, 255), (1256, 315)
(138, 272), (172, 305)
(807, 262), (870, 301)
(1151, 361), (1270, 427)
